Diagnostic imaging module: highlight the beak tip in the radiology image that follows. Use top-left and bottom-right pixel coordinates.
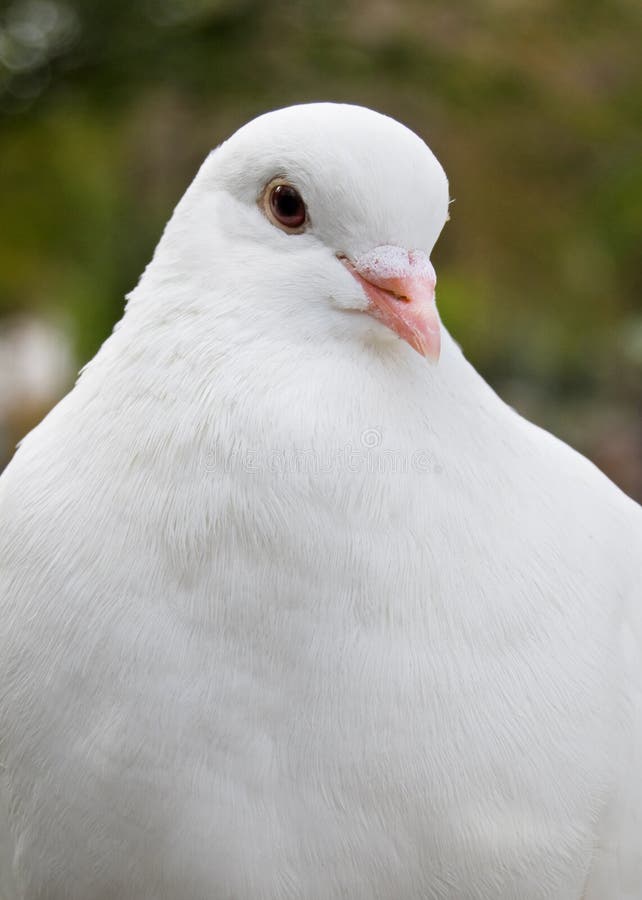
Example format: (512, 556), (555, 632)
(421, 348), (441, 365)
(345, 247), (442, 362)
(412, 330), (441, 363)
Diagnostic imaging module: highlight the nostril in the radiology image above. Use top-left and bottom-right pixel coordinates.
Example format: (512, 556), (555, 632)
(350, 245), (436, 293)
(408, 251), (437, 287)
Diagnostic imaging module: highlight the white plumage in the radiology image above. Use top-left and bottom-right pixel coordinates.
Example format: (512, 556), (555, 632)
(0, 103), (640, 899)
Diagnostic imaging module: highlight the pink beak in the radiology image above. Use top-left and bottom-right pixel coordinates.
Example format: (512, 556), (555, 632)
(342, 245), (441, 362)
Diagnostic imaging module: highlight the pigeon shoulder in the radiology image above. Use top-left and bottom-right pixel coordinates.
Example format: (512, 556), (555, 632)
(505, 395), (641, 548)
(450, 345), (641, 574)
(502, 397), (642, 663)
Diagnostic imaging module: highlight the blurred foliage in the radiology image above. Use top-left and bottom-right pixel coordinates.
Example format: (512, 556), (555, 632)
(0, 0), (641, 496)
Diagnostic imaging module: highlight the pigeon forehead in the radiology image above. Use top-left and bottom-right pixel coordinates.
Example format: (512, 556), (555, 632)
(226, 102), (426, 150)
(211, 103), (449, 252)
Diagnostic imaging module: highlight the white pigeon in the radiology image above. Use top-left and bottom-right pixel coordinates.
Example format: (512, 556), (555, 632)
(0, 103), (640, 900)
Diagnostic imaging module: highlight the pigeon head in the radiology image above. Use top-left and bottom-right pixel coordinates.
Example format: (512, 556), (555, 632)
(139, 103), (449, 363)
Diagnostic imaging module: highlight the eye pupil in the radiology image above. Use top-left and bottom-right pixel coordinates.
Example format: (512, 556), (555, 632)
(269, 184), (306, 229)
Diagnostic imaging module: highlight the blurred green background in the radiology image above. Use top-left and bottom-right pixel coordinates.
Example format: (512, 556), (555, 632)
(1, 0), (641, 498)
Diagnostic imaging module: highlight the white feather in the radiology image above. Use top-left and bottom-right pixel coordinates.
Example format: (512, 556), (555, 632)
(0, 102), (640, 899)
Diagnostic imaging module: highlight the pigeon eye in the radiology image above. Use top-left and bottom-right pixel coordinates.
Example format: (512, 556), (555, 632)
(263, 180), (307, 233)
